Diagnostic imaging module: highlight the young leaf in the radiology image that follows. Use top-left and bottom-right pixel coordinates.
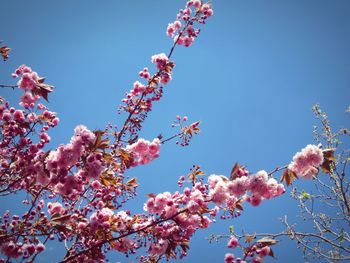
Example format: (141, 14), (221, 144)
(51, 214), (71, 224)
(100, 170), (119, 187)
(245, 233), (256, 243)
(230, 162), (240, 180)
(235, 199), (244, 211)
(126, 177), (138, 188)
(281, 169), (298, 186)
(321, 148), (335, 174)
(147, 193), (157, 198)
(34, 82), (54, 102)
(255, 237), (279, 246)
(229, 225), (235, 234)
(0, 46), (11, 61)
(188, 165), (205, 185)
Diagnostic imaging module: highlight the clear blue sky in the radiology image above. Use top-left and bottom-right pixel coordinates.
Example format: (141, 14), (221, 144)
(1, 1), (349, 262)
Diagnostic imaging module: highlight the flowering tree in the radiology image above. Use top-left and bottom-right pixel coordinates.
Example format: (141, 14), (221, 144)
(210, 105), (349, 263)
(0, 1), (345, 262)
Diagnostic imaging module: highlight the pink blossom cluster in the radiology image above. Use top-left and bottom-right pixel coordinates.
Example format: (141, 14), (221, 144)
(19, 92), (40, 108)
(130, 81), (146, 96)
(151, 53), (169, 71)
(86, 153), (105, 179)
(126, 138), (161, 166)
(120, 53), (173, 142)
(227, 236), (239, 248)
(224, 244), (272, 263)
(119, 3), (213, 147)
(11, 64), (54, 109)
(12, 64), (39, 90)
(47, 202), (66, 215)
(142, 183), (211, 259)
(140, 167), (285, 261)
(288, 144), (324, 178)
(151, 53), (172, 84)
(138, 67), (151, 79)
(0, 99), (59, 194)
(167, 0), (213, 47)
(89, 207), (114, 230)
(208, 170), (285, 207)
(45, 125), (101, 198)
(149, 239), (169, 256)
(172, 115), (201, 146)
(12, 65), (43, 108)
(0, 241), (45, 259)
(0, 203), (48, 260)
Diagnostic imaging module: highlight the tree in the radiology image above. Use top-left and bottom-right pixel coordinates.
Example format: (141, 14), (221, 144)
(210, 105), (350, 263)
(0, 1), (348, 262)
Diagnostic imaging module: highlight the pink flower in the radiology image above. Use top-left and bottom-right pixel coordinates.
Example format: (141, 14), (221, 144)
(47, 202), (66, 215)
(210, 180), (228, 204)
(36, 243), (45, 253)
(0, 241), (21, 258)
(201, 3), (214, 17)
(131, 81), (146, 96)
(91, 180), (101, 189)
(149, 239), (169, 256)
(19, 92), (40, 108)
(248, 194), (262, 207)
(192, 0), (202, 9)
(126, 138), (161, 166)
(139, 67), (151, 79)
(18, 72), (39, 90)
(227, 177), (248, 197)
(151, 53), (169, 70)
(90, 208), (114, 229)
(227, 236), (238, 248)
(289, 144), (324, 178)
(13, 110), (25, 122)
(225, 253), (235, 263)
(258, 246), (271, 257)
(252, 257), (262, 263)
(13, 64), (32, 77)
(112, 238), (134, 253)
(72, 125), (96, 146)
(167, 23), (176, 37)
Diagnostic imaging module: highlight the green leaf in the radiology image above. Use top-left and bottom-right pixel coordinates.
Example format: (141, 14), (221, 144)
(229, 225), (235, 234)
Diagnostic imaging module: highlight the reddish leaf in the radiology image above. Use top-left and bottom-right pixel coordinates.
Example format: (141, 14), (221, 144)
(0, 46), (11, 61)
(323, 148), (335, 161)
(93, 130), (103, 148)
(280, 169), (298, 186)
(188, 165), (205, 185)
(235, 199), (244, 211)
(230, 162), (240, 180)
(117, 149), (134, 168)
(245, 233), (256, 243)
(321, 148), (335, 174)
(180, 240), (189, 253)
(147, 193), (156, 198)
(255, 237), (279, 246)
(126, 177), (138, 188)
(33, 82), (54, 102)
(100, 171), (119, 187)
(93, 130), (109, 150)
(51, 214), (71, 223)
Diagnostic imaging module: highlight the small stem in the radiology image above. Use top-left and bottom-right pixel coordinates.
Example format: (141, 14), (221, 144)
(0, 84), (18, 89)
(161, 132), (182, 144)
(268, 165), (288, 176)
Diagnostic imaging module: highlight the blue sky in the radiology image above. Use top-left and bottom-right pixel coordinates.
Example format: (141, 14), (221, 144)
(1, 0), (349, 262)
